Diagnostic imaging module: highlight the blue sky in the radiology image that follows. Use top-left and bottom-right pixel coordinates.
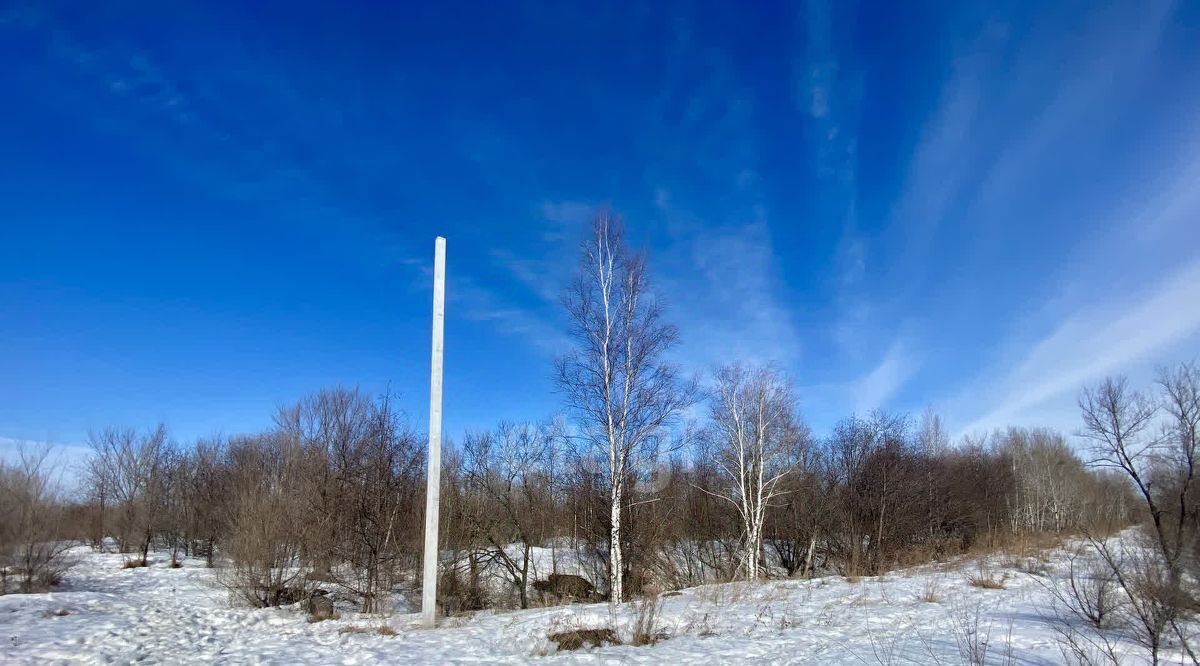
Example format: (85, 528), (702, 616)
(2, 0), (1199, 460)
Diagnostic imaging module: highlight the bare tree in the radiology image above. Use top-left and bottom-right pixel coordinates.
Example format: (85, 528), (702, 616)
(462, 422), (554, 608)
(0, 444), (77, 593)
(917, 407), (949, 456)
(556, 211), (695, 605)
(825, 412), (917, 575)
(86, 425), (170, 564)
(998, 428), (1097, 533)
(220, 433), (313, 608)
(1078, 369), (1198, 664)
(703, 363), (806, 580)
(272, 388), (423, 613)
(1157, 363), (1199, 578)
(332, 392), (423, 614)
(186, 438), (228, 566)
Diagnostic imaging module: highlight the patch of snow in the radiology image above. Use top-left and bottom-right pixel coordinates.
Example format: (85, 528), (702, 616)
(0, 535), (1185, 664)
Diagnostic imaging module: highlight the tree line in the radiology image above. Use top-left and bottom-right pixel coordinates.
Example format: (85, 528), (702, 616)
(1, 214), (1193, 655)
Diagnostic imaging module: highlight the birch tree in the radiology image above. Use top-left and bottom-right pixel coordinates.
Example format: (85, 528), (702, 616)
(556, 212), (694, 605)
(704, 364), (805, 580)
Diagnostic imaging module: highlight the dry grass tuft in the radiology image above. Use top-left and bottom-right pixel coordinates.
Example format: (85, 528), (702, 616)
(338, 621), (392, 635)
(919, 579), (942, 603)
(967, 575), (1007, 590)
(122, 558), (147, 569)
(307, 611), (340, 624)
(548, 628), (621, 651)
(631, 595), (668, 646)
(966, 561), (1007, 590)
(42, 608), (70, 617)
(1007, 556), (1050, 576)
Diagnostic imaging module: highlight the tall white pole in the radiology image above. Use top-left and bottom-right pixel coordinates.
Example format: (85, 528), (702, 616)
(421, 236), (446, 628)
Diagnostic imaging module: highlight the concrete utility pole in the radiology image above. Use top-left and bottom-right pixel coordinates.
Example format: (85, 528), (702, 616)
(421, 236), (446, 628)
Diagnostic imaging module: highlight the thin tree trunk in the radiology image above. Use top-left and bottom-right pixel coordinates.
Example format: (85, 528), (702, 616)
(519, 545), (530, 609)
(610, 480), (623, 604)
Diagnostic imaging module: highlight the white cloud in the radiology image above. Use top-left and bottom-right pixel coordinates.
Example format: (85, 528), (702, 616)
(489, 248), (563, 306)
(801, 0), (834, 120)
(886, 42), (991, 260)
(539, 200), (594, 243)
(852, 340), (919, 414)
(447, 272), (570, 356)
(655, 216), (801, 373)
(957, 258), (1200, 437)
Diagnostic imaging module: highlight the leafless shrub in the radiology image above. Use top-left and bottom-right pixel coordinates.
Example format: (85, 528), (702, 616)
(0, 444), (78, 594)
(919, 578), (942, 603)
(854, 617), (908, 666)
(630, 594), (667, 646)
(217, 434), (311, 608)
(1053, 623), (1124, 666)
(280, 389), (424, 615)
(462, 422), (557, 609)
(950, 600), (993, 665)
(1048, 550), (1122, 629)
(684, 611), (718, 636)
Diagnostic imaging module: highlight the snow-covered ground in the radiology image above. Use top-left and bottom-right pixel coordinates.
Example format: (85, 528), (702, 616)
(0, 537), (1181, 664)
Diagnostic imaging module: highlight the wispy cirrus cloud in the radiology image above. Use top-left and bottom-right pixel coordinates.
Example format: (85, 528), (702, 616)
(490, 247), (565, 307)
(832, 0), (1190, 433)
(946, 86), (1200, 438)
(796, 0), (922, 412)
(798, 0), (858, 185)
(672, 218), (801, 370)
(885, 28), (997, 270)
(956, 257), (1200, 437)
(851, 339), (921, 415)
(4, 1), (424, 265)
(447, 272), (570, 357)
(539, 200), (594, 242)
(485, 199), (592, 314)
(630, 11), (801, 374)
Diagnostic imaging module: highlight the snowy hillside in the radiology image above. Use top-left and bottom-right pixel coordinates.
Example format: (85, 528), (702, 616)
(0, 535), (1187, 664)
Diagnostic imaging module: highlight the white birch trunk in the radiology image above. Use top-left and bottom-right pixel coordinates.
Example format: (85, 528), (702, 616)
(609, 479), (623, 604)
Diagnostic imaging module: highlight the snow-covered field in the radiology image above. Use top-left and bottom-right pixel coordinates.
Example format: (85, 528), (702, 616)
(0, 538), (1176, 664)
